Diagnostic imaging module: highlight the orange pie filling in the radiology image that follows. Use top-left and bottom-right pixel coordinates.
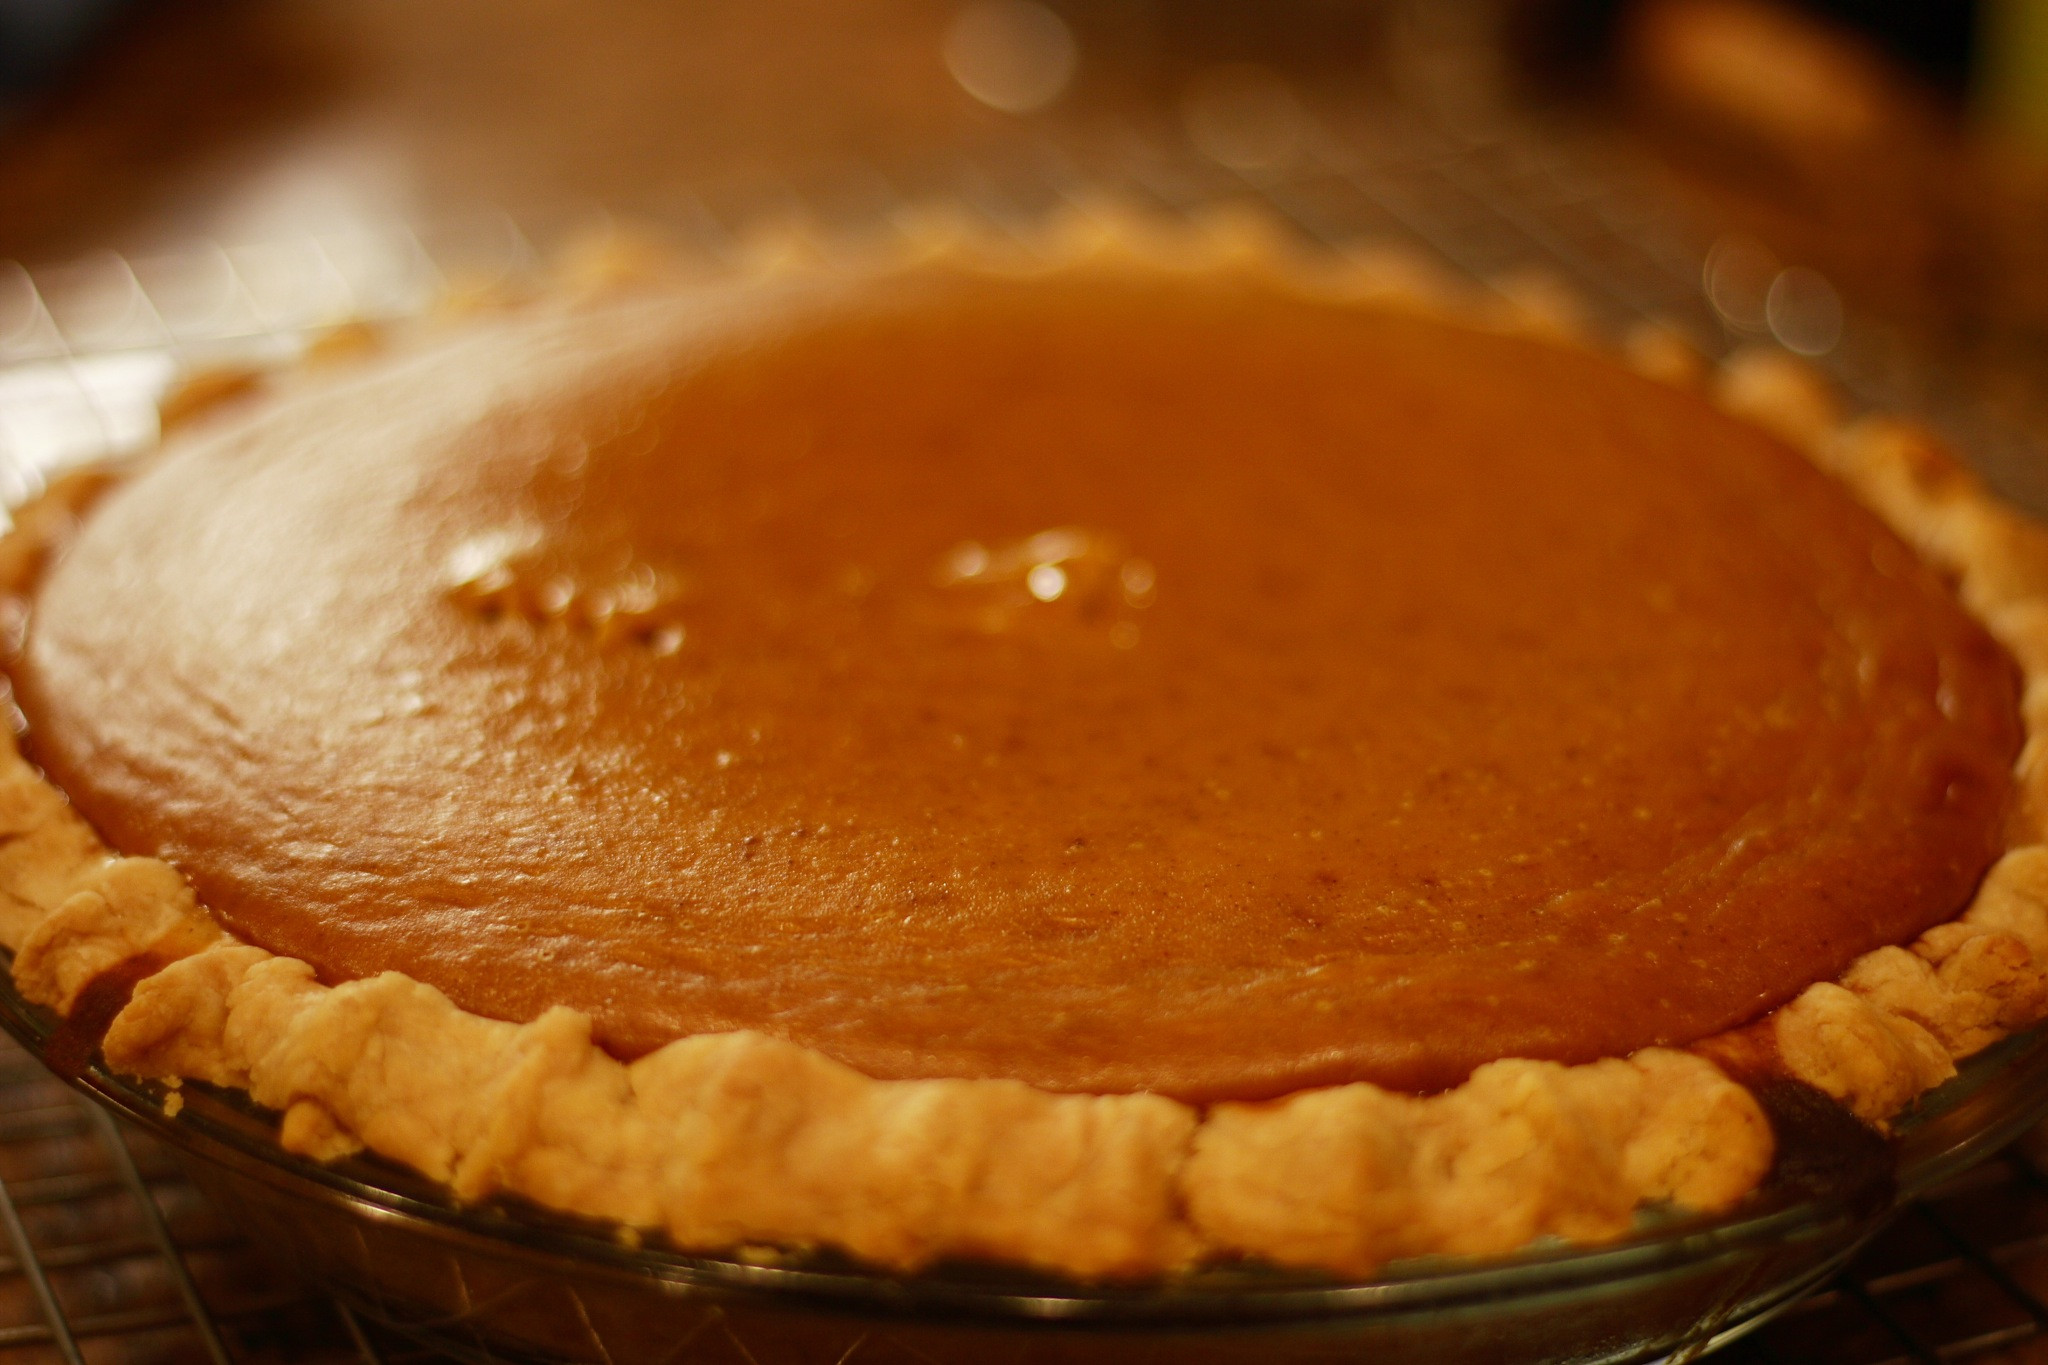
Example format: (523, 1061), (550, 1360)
(16, 266), (2020, 1097)
(1, 232), (2043, 1278)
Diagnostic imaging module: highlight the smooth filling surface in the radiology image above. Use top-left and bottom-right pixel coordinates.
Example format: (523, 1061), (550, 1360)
(13, 267), (2021, 1100)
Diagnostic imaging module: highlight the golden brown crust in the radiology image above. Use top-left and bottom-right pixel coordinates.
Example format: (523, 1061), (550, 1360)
(5, 210), (2040, 1277)
(14, 857), (221, 1015)
(1181, 1049), (1771, 1276)
(1701, 367), (2048, 1129)
(102, 937), (1204, 1274)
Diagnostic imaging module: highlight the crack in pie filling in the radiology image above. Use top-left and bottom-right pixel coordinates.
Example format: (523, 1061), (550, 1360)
(4, 216), (2048, 1278)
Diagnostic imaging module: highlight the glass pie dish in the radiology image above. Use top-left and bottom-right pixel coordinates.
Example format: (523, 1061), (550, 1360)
(1, 964), (2045, 1365)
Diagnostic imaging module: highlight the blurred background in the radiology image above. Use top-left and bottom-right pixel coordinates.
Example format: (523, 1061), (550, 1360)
(6, 0), (2048, 507)
(1, 0), (2046, 350)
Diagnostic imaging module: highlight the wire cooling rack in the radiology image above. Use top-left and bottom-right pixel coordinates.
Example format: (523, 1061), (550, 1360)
(6, 31), (2048, 1364)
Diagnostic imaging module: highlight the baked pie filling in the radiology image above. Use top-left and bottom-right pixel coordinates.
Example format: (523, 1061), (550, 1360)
(3, 219), (2047, 1278)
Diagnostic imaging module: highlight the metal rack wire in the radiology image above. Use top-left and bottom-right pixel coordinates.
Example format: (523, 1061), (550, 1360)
(4, 43), (2048, 1362)
(0, 1032), (362, 1365)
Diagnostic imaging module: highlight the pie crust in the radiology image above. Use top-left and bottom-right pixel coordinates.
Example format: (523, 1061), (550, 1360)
(3, 209), (2047, 1280)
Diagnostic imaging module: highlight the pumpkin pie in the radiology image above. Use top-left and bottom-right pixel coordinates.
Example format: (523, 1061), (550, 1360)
(3, 212), (2047, 1279)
